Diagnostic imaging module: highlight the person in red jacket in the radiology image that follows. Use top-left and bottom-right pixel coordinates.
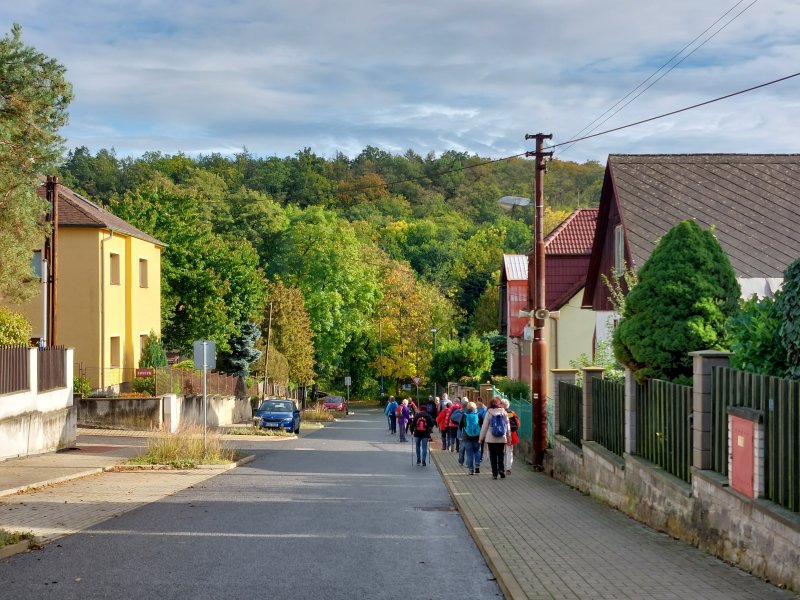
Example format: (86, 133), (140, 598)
(436, 401), (451, 450)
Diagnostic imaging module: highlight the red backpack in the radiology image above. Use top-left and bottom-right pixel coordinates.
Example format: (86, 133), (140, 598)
(414, 415), (429, 433)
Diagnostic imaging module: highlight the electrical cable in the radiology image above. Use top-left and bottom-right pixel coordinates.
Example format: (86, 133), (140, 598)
(557, 0), (758, 157)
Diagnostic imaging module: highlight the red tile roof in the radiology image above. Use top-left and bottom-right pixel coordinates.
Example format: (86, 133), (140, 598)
(545, 208), (598, 255)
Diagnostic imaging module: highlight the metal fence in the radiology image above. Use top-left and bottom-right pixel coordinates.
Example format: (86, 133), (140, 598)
(37, 346), (67, 392)
(637, 379), (693, 483)
(592, 378), (625, 456)
(558, 381), (583, 447)
(508, 396), (532, 442)
(0, 346), (30, 395)
(153, 367), (261, 398)
(712, 366), (800, 513)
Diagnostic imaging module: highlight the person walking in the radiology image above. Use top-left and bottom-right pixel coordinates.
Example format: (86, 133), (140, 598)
(411, 405), (435, 466)
(437, 401), (452, 450)
(479, 396), (510, 479)
(476, 399), (487, 462)
(397, 399), (410, 442)
(385, 396), (398, 435)
(448, 401), (463, 454)
(460, 401), (483, 474)
(502, 399), (521, 475)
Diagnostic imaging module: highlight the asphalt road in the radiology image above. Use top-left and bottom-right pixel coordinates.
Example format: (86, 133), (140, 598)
(0, 408), (502, 600)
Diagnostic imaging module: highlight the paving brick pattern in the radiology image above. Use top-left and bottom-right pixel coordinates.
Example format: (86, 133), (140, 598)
(432, 448), (794, 600)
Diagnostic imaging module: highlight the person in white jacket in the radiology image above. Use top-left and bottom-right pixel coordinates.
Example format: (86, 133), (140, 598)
(478, 396), (510, 479)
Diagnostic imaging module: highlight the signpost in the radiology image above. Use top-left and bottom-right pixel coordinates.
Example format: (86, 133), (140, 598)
(412, 376), (421, 405)
(193, 340), (216, 453)
(344, 376), (351, 415)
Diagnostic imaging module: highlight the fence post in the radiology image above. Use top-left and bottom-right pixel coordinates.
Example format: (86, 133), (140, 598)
(690, 350), (730, 470)
(582, 367), (605, 443)
(552, 369), (579, 438)
(624, 368), (637, 455)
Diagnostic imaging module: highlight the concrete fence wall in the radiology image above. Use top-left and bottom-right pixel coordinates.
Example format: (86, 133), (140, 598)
(546, 354), (800, 593)
(0, 348), (75, 461)
(76, 394), (252, 432)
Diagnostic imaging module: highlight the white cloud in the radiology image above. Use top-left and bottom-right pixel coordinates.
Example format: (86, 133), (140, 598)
(4, 0), (800, 162)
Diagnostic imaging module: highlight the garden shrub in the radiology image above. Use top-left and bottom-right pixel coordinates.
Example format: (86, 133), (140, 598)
(777, 257), (800, 378)
(0, 308), (31, 346)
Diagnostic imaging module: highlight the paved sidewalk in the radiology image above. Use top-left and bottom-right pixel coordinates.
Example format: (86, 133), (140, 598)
(432, 448), (795, 600)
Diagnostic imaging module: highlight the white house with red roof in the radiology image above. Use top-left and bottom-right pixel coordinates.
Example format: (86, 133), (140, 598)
(500, 208), (598, 395)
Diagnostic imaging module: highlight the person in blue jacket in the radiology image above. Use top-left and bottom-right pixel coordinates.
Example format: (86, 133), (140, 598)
(385, 396), (398, 434)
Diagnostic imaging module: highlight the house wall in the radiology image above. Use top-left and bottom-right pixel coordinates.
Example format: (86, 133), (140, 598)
(546, 290), (595, 396)
(126, 236), (162, 374)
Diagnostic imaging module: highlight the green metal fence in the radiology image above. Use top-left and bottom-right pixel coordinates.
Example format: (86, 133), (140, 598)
(558, 381), (583, 447)
(637, 379), (693, 483)
(712, 367), (800, 513)
(592, 378), (625, 456)
(509, 396), (532, 442)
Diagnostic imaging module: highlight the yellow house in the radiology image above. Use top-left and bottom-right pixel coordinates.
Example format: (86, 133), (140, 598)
(10, 184), (164, 391)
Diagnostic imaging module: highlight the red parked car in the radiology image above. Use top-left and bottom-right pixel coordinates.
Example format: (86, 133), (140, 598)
(322, 396), (345, 412)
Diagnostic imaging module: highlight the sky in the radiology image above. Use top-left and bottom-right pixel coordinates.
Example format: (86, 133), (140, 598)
(4, 0), (800, 164)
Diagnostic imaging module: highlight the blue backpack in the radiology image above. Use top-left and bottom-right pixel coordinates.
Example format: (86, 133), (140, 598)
(464, 413), (481, 437)
(490, 413), (507, 437)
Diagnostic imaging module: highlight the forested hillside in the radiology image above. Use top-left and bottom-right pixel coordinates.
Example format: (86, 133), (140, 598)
(60, 146), (603, 395)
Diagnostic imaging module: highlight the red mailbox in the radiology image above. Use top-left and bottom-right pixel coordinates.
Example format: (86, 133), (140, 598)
(727, 407), (764, 499)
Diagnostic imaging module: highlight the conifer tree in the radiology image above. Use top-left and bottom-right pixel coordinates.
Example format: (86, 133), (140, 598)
(613, 220), (740, 383)
(777, 257), (800, 378)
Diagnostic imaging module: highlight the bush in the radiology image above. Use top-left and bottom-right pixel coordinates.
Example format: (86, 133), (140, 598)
(0, 308), (31, 346)
(493, 378), (530, 400)
(777, 257), (800, 378)
(569, 339), (623, 386)
(613, 220), (740, 383)
(729, 294), (788, 377)
(132, 376), (155, 396)
(73, 376), (92, 396)
(139, 331), (167, 368)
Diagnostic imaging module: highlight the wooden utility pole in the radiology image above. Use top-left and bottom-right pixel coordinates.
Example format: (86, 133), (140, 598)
(525, 133), (553, 468)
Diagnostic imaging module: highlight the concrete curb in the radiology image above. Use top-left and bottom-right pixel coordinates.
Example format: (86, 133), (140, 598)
(0, 539), (32, 560)
(108, 454), (257, 472)
(0, 469), (105, 499)
(431, 452), (526, 600)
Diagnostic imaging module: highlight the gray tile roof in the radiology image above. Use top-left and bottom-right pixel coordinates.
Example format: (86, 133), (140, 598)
(610, 154), (800, 277)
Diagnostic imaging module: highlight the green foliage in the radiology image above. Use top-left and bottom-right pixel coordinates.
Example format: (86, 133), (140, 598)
(777, 257), (800, 378)
(263, 281), (315, 385)
(0, 25), (72, 303)
(569, 339), (624, 386)
(613, 220), (740, 383)
(218, 321), (262, 378)
(429, 334), (493, 386)
(132, 376), (155, 396)
(0, 307), (31, 345)
(729, 294), (788, 377)
(480, 330), (507, 377)
(73, 375), (92, 396)
(493, 377), (530, 401)
(139, 331), (167, 368)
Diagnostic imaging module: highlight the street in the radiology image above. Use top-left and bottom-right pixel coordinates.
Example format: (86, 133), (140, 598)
(0, 409), (501, 600)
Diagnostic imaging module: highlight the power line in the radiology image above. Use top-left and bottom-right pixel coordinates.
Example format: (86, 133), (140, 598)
(557, 0), (758, 157)
(545, 70), (800, 150)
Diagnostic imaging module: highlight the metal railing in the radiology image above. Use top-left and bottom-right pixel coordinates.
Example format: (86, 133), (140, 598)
(592, 378), (624, 456)
(712, 366), (800, 512)
(637, 379), (692, 483)
(37, 346), (67, 392)
(508, 396), (532, 442)
(0, 346), (30, 395)
(558, 381), (583, 447)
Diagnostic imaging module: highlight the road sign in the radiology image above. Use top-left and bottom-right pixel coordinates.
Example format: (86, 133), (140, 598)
(193, 340), (216, 370)
(135, 368), (154, 378)
(344, 376), (351, 387)
(411, 376), (421, 386)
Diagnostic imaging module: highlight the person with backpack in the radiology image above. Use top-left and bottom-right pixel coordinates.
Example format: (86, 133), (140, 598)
(476, 399), (488, 460)
(459, 401), (483, 474)
(425, 395), (437, 419)
(448, 401), (464, 454)
(411, 405), (435, 466)
(478, 396), (510, 479)
(385, 396), (398, 435)
(397, 399), (410, 442)
(502, 399), (521, 475)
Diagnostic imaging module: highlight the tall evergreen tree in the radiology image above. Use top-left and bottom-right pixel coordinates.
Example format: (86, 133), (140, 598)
(0, 24), (72, 302)
(613, 220), (740, 383)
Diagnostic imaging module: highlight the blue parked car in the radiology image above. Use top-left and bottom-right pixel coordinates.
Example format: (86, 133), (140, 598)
(254, 399), (301, 433)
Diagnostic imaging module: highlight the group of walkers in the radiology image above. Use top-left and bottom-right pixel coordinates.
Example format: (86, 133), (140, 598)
(384, 393), (520, 479)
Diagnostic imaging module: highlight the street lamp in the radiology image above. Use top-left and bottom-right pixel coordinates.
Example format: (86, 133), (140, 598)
(430, 327), (438, 398)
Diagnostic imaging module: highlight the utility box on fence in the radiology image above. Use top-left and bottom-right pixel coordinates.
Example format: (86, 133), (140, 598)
(727, 406), (765, 499)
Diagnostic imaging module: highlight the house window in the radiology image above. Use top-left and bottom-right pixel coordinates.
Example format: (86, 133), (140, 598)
(139, 258), (148, 288)
(110, 336), (121, 368)
(110, 253), (121, 285)
(614, 225), (625, 275)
